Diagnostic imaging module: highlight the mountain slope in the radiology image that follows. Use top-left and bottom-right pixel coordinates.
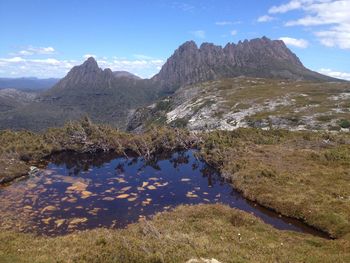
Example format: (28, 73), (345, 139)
(128, 77), (350, 132)
(152, 37), (339, 93)
(0, 58), (157, 131)
(0, 89), (37, 112)
(113, 71), (141, 80)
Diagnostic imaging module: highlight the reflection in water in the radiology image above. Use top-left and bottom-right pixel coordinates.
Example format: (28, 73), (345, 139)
(0, 150), (328, 238)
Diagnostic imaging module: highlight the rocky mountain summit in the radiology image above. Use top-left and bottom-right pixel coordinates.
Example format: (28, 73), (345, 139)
(152, 37), (337, 92)
(49, 57), (116, 92)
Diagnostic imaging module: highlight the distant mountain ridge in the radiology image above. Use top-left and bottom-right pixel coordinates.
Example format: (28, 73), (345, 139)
(0, 36), (344, 131)
(0, 77), (59, 91)
(152, 36), (339, 92)
(113, 71), (141, 80)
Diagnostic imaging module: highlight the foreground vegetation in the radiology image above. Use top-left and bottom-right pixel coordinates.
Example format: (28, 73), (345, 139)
(200, 129), (350, 238)
(1, 119), (350, 261)
(0, 118), (196, 184)
(1, 205), (349, 263)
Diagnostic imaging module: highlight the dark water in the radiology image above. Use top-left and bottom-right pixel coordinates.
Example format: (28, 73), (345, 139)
(0, 150), (328, 238)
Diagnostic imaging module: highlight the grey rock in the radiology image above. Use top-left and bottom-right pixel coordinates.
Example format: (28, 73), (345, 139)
(152, 36), (339, 93)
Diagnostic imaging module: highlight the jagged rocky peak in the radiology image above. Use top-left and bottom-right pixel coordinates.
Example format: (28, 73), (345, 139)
(51, 57), (115, 90)
(82, 56), (99, 70)
(152, 36), (335, 92)
(178, 40), (198, 52)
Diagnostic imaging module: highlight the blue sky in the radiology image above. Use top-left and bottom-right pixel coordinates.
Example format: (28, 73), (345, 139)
(0, 0), (349, 79)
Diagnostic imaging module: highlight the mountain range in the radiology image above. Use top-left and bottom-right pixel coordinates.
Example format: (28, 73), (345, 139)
(0, 37), (344, 131)
(152, 36), (336, 93)
(0, 77), (59, 91)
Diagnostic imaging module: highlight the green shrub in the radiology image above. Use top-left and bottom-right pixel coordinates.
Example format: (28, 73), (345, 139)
(338, 119), (350, 129)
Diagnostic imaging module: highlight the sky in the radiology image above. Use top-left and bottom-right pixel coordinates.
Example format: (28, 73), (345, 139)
(0, 0), (349, 80)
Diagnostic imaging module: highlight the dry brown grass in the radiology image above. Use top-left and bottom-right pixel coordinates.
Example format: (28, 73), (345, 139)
(200, 129), (350, 238)
(0, 205), (349, 263)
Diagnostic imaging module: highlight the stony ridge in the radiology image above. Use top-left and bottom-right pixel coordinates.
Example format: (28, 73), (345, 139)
(152, 36), (338, 92)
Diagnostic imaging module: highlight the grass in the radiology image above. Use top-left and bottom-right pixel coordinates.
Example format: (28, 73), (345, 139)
(200, 129), (350, 238)
(0, 205), (349, 263)
(1, 121), (350, 261)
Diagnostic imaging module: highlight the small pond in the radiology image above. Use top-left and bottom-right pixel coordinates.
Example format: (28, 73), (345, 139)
(0, 150), (328, 237)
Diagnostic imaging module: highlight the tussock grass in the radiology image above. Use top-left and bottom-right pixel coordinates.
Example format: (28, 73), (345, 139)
(1, 121), (350, 261)
(200, 129), (350, 238)
(0, 118), (196, 183)
(0, 205), (349, 263)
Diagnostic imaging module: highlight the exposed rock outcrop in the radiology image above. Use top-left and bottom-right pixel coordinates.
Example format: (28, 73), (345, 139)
(152, 36), (338, 92)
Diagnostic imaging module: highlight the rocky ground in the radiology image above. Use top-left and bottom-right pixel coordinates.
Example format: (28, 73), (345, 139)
(128, 77), (350, 132)
(0, 89), (37, 112)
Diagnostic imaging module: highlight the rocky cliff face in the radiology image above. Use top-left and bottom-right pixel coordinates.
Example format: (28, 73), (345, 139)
(51, 57), (115, 91)
(152, 37), (337, 92)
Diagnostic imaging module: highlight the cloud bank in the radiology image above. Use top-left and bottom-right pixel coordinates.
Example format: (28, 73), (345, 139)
(269, 0), (350, 49)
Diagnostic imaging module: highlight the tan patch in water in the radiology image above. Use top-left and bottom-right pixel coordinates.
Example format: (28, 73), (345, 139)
(116, 194), (130, 199)
(42, 218), (52, 224)
(102, 197), (114, 201)
(186, 192), (198, 198)
(41, 205), (56, 213)
(69, 217), (88, 225)
(55, 219), (65, 228)
(119, 186), (132, 192)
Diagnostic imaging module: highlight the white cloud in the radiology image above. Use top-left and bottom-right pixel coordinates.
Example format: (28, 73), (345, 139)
(0, 55), (164, 79)
(191, 30), (206, 39)
(230, 30), (238, 36)
(0, 57), (26, 63)
(269, 0), (305, 14)
(268, 0), (350, 49)
(14, 46), (55, 56)
(257, 15), (275, 22)
(279, 37), (309, 48)
(318, 68), (350, 80)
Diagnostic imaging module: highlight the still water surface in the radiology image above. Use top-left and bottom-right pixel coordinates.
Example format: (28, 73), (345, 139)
(0, 150), (327, 237)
